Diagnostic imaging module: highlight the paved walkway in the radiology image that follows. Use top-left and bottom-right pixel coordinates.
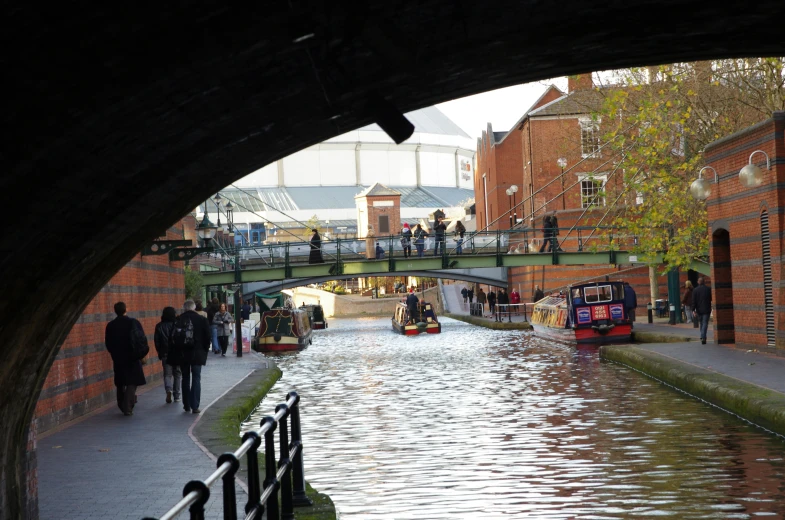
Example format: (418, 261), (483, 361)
(37, 353), (271, 520)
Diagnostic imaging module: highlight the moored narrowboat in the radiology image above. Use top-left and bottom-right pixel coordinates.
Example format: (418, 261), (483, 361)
(252, 308), (313, 352)
(530, 281), (632, 346)
(298, 303), (328, 329)
(392, 301), (441, 335)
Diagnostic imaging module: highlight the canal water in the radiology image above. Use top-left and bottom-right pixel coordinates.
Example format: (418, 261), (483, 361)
(242, 317), (785, 519)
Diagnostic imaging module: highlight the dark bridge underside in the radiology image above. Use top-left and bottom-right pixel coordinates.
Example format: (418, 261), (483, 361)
(3, 2), (785, 517)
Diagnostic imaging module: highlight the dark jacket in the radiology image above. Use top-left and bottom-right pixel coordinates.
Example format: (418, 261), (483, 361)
(542, 216), (552, 238)
(241, 303), (251, 320)
(467, 289), (474, 302)
(455, 221), (466, 238)
(309, 232), (324, 264)
(167, 310), (211, 367)
(488, 292), (496, 305)
(414, 227), (428, 244)
(477, 291), (487, 304)
(623, 285), (638, 309)
(105, 316), (147, 387)
(682, 287), (694, 307)
(692, 284), (712, 315)
(498, 291), (510, 305)
(206, 303), (220, 326)
(153, 320), (176, 361)
(434, 222), (446, 237)
(533, 289), (544, 301)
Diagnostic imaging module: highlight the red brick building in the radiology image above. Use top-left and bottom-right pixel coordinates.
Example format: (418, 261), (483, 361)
(704, 112), (784, 349)
(355, 183), (402, 237)
(475, 75), (674, 303)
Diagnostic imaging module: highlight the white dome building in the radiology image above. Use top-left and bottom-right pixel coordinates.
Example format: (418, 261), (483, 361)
(201, 106), (475, 244)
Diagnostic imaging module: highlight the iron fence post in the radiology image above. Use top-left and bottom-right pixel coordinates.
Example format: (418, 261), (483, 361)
(284, 243), (292, 278)
(217, 453), (240, 520)
(263, 416), (280, 519)
(389, 235), (395, 272)
(288, 391), (313, 507)
(242, 430), (263, 518)
(276, 403), (294, 520)
(496, 230), (502, 267)
(183, 480), (209, 520)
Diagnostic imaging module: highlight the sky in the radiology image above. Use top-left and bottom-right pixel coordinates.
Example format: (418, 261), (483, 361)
(435, 77), (569, 140)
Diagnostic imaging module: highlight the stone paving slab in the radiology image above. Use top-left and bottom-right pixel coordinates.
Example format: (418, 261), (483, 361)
(38, 353), (270, 520)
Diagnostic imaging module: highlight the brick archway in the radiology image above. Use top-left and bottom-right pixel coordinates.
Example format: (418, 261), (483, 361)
(711, 228), (735, 344)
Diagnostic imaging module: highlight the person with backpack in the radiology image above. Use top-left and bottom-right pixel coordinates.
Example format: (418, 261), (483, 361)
(153, 306), (182, 404)
(104, 301), (147, 416)
(212, 302), (235, 357)
(401, 223), (413, 258)
(167, 299), (211, 414)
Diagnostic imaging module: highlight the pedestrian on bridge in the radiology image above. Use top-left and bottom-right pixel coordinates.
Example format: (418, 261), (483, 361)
(154, 306), (182, 404)
(414, 224), (428, 257)
(692, 278), (712, 344)
(309, 229), (324, 264)
(454, 220), (466, 254)
(105, 302), (147, 416)
(538, 216), (552, 252)
(433, 217), (447, 256)
(401, 223), (413, 258)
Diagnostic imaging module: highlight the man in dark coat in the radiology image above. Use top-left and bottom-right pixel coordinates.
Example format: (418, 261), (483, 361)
(692, 277), (713, 344)
(433, 217), (447, 256)
(533, 285), (545, 302)
(538, 216), (552, 252)
(405, 288), (420, 323)
(105, 301), (147, 416)
(623, 282), (638, 329)
(496, 289), (509, 322)
(167, 300), (211, 414)
(241, 301), (251, 321)
(308, 229), (324, 264)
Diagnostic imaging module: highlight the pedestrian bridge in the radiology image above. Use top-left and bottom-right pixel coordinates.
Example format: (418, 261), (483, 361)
(199, 229), (711, 287)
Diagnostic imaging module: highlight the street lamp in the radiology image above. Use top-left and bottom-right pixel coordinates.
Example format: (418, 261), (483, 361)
(690, 166), (718, 200)
(225, 201), (235, 241)
(557, 157), (568, 210)
(213, 193), (223, 232)
(506, 185), (519, 229)
(196, 213), (218, 244)
(739, 150), (770, 188)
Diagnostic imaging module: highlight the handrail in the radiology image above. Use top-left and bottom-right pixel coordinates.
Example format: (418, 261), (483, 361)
(142, 391), (312, 520)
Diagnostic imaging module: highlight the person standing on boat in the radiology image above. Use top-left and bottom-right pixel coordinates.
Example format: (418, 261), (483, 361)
(406, 288), (420, 323)
(692, 277), (712, 344)
(401, 223), (413, 258)
(533, 285), (544, 302)
(623, 282), (638, 330)
(309, 229), (324, 264)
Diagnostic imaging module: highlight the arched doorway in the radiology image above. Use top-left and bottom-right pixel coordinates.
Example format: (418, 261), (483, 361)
(711, 228), (734, 344)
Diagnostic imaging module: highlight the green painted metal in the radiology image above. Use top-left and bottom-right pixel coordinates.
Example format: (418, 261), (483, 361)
(690, 260), (711, 276)
(142, 239), (192, 256)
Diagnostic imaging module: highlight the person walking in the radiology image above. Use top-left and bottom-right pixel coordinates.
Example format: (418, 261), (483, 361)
(213, 302), (235, 356)
(497, 288), (510, 321)
(454, 220), (466, 255)
(682, 281), (694, 325)
(533, 285), (544, 302)
(550, 214), (561, 252)
(623, 281), (638, 330)
(154, 307), (182, 404)
(477, 287), (487, 316)
(104, 302), (147, 416)
(168, 300), (211, 413)
(692, 277), (712, 344)
(461, 286), (468, 304)
(195, 301), (208, 320)
(487, 290), (496, 317)
(467, 287), (474, 304)
(206, 297), (221, 354)
(510, 288), (521, 315)
(308, 228), (324, 264)
(538, 216), (552, 252)
(401, 223), (413, 258)
(414, 224), (428, 258)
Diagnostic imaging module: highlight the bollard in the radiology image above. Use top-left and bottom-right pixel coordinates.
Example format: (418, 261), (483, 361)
(668, 304), (676, 325)
(647, 303), (653, 324)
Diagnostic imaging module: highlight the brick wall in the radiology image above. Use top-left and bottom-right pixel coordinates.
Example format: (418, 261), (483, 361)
(704, 112), (784, 350)
(33, 223), (188, 435)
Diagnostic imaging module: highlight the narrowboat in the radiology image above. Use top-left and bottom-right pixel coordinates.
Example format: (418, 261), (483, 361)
(392, 301), (441, 335)
(530, 281), (632, 345)
(252, 308), (313, 352)
(298, 303), (328, 329)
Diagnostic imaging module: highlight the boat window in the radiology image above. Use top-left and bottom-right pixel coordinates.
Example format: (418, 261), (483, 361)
(584, 285), (613, 303)
(612, 284), (623, 300)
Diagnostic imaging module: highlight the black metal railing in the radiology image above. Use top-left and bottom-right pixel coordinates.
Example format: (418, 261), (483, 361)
(143, 391), (312, 520)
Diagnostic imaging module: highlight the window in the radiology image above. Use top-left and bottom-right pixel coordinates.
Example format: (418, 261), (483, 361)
(578, 174), (607, 208)
(378, 215), (389, 234)
(580, 117), (601, 158)
(584, 285), (613, 303)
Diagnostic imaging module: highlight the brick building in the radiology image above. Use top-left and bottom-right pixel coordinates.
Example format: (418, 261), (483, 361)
(475, 75), (676, 303)
(704, 112), (784, 349)
(355, 183), (402, 237)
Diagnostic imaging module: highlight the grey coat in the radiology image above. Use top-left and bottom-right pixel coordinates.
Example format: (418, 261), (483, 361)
(213, 311), (234, 336)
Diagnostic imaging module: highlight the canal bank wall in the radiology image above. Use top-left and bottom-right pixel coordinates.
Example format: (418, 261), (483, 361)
(193, 363), (336, 519)
(601, 345), (785, 438)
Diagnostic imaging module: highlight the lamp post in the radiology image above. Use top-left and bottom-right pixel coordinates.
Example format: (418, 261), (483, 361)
(557, 157), (567, 210)
(224, 200), (244, 357)
(505, 185), (519, 229)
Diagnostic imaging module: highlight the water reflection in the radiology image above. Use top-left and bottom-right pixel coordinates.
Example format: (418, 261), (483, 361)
(243, 317), (785, 519)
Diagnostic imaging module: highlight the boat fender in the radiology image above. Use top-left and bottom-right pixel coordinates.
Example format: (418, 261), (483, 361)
(591, 323), (616, 335)
(416, 322), (427, 331)
(273, 333), (282, 342)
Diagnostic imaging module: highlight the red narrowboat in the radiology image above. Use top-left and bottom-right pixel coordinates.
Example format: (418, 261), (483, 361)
(530, 281), (633, 346)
